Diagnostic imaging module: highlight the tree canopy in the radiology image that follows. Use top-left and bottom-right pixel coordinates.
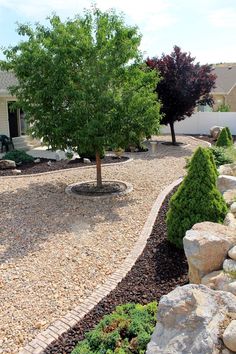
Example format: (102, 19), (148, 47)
(1, 7), (161, 186)
(146, 46), (216, 144)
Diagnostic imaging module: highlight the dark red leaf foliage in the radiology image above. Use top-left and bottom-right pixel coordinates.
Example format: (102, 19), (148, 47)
(146, 46), (216, 143)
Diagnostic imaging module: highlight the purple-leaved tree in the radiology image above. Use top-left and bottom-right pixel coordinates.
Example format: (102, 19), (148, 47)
(146, 46), (216, 145)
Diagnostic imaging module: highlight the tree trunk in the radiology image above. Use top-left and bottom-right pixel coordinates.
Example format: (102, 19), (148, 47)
(96, 151), (102, 187)
(169, 122), (176, 145)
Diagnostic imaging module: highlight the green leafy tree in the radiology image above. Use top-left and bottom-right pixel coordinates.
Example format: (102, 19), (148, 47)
(216, 127), (232, 148)
(1, 8), (161, 187)
(167, 147), (227, 248)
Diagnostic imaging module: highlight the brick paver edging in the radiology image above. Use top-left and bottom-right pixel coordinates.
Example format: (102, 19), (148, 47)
(0, 155), (133, 179)
(19, 177), (183, 354)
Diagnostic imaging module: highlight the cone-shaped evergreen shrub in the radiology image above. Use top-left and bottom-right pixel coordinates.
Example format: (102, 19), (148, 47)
(216, 127), (232, 147)
(225, 126), (234, 145)
(167, 147), (227, 248)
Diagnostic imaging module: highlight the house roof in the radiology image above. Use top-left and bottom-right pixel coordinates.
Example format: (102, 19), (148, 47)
(212, 65), (236, 94)
(0, 70), (18, 95)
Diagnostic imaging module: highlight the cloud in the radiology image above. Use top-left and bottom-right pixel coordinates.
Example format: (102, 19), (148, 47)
(0, 0), (177, 30)
(208, 7), (236, 28)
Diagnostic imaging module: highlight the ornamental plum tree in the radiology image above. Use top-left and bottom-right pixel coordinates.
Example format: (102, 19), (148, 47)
(146, 46), (216, 145)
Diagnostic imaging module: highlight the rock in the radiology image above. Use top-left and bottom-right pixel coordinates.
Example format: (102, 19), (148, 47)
(223, 189), (236, 206)
(218, 164), (234, 176)
(34, 158), (40, 163)
(228, 246), (236, 261)
(223, 320), (236, 352)
(230, 202), (236, 214)
(219, 163), (236, 177)
(55, 150), (66, 161)
(146, 284), (236, 354)
(11, 169), (21, 175)
(217, 175), (236, 194)
(183, 222), (236, 283)
(210, 125), (224, 140)
(47, 160), (52, 166)
(224, 213), (236, 229)
(223, 259), (236, 277)
(0, 159), (16, 169)
(201, 270), (231, 291)
(83, 158), (91, 164)
(228, 282), (236, 295)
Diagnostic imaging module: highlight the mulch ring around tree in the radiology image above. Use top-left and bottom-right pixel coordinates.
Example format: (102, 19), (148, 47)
(0, 156), (129, 177)
(71, 181), (127, 196)
(45, 186), (188, 354)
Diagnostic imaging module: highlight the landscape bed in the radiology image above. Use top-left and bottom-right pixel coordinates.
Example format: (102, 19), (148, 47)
(44, 186), (188, 354)
(0, 155), (129, 176)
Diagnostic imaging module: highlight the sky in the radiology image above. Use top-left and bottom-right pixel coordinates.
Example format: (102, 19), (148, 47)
(0, 0), (236, 64)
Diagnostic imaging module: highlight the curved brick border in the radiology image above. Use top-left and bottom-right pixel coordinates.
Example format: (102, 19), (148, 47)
(0, 155), (133, 179)
(190, 136), (211, 147)
(65, 180), (133, 199)
(19, 177), (182, 354)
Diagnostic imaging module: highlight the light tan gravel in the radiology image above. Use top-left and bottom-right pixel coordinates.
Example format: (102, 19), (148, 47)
(0, 135), (208, 353)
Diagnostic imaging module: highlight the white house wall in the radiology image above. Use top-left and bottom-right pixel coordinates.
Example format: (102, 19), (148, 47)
(0, 96), (10, 136)
(161, 112), (236, 135)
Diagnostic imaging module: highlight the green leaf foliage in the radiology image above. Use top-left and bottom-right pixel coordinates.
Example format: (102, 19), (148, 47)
(1, 7), (161, 184)
(72, 302), (157, 354)
(210, 146), (233, 167)
(225, 127), (234, 145)
(216, 127), (233, 147)
(3, 149), (34, 163)
(167, 147), (228, 248)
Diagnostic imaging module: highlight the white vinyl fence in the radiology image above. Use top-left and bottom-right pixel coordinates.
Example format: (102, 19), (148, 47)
(161, 112), (236, 135)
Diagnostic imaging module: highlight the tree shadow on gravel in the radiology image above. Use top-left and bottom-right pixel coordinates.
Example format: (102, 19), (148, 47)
(0, 180), (136, 264)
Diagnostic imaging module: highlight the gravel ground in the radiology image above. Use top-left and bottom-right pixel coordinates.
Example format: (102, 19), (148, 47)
(0, 136), (207, 353)
(45, 185), (188, 354)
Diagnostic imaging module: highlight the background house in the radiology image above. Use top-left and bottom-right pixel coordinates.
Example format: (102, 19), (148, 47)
(0, 70), (26, 138)
(198, 63), (236, 112)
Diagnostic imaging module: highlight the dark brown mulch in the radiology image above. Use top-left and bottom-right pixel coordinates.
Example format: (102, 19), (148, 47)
(45, 186), (188, 354)
(0, 156), (129, 177)
(72, 181), (126, 196)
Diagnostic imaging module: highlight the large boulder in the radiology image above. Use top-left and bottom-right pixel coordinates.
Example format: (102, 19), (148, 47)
(183, 222), (236, 283)
(217, 175), (236, 194)
(201, 270), (232, 291)
(0, 159), (16, 169)
(224, 212), (236, 229)
(210, 126), (224, 140)
(218, 163), (236, 177)
(223, 189), (236, 206)
(146, 284), (236, 354)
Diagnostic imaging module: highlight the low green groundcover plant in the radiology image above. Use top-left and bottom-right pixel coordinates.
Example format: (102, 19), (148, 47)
(167, 147), (227, 248)
(72, 302), (157, 354)
(3, 149), (34, 164)
(210, 146), (234, 167)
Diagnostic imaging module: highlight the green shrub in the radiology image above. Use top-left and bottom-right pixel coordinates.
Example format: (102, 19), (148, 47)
(210, 146), (233, 167)
(225, 146), (236, 163)
(225, 126), (234, 145)
(3, 150), (34, 164)
(216, 127), (232, 148)
(217, 103), (230, 112)
(167, 147), (228, 248)
(72, 302), (157, 354)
